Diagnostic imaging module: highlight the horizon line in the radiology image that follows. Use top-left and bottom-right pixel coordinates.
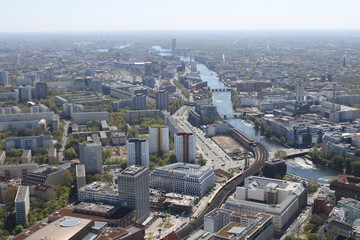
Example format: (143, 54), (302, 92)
(0, 28), (360, 34)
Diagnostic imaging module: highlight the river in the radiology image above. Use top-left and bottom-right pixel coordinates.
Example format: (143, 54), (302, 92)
(196, 63), (339, 184)
(153, 46), (339, 183)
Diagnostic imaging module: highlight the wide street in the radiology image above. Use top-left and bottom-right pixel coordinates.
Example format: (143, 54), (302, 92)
(172, 105), (253, 171)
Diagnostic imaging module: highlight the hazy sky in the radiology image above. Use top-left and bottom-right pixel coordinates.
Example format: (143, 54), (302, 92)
(1, 0), (359, 32)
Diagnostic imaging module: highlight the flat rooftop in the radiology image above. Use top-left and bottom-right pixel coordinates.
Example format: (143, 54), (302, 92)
(74, 202), (116, 214)
(338, 198), (360, 209)
(76, 164), (86, 177)
(15, 186), (28, 202)
(157, 163), (212, 177)
(215, 222), (246, 239)
(23, 216), (93, 240)
(120, 165), (146, 176)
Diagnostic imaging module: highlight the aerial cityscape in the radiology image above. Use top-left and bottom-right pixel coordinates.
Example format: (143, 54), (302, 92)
(0, 1), (360, 240)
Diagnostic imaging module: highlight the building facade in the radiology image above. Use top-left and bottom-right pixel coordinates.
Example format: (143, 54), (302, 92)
(79, 142), (103, 173)
(5, 135), (53, 151)
(150, 163), (215, 197)
(118, 166), (150, 223)
(76, 164), (86, 191)
(224, 176), (307, 234)
(156, 90), (169, 111)
(127, 139), (149, 167)
(149, 125), (169, 154)
(174, 132), (196, 163)
(132, 94), (147, 110)
(15, 186), (30, 225)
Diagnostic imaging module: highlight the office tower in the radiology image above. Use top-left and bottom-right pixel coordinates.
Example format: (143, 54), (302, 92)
(149, 125), (169, 154)
(0, 71), (8, 85)
(156, 90), (169, 111)
(15, 186), (30, 225)
(127, 139), (149, 167)
(79, 141), (103, 173)
(18, 86), (33, 102)
(34, 81), (48, 99)
(172, 38), (176, 51)
(45, 68), (55, 81)
(132, 93), (147, 110)
(343, 56), (346, 68)
(118, 166), (150, 223)
(295, 81), (304, 105)
(76, 164), (86, 190)
(174, 132), (196, 163)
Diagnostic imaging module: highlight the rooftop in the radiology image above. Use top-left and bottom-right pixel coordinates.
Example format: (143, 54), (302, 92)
(74, 202), (116, 214)
(120, 165), (146, 176)
(76, 164), (86, 177)
(156, 163), (212, 177)
(15, 185), (28, 202)
(338, 198), (360, 209)
(21, 216), (93, 240)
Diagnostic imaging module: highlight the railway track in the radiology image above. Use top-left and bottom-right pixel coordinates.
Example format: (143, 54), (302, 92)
(176, 130), (268, 239)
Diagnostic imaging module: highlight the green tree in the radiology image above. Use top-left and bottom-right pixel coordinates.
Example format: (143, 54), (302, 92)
(87, 119), (100, 128)
(102, 149), (112, 160)
(120, 161), (128, 170)
(326, 226), (339, 240)
(63, 170), (74, 188)
(331, 155), (345, 170)
(198, 154), (207, 166)
(169, 154), (177, 164)
(345, 158), (352, 173)
(102, 173), (114, 182)
(36, 155), (47, 165)
(53, 142), (62, 150)
(64, 147), (77, 160)
(128, 127), (139, 138)
(308, 180), (320, 194)
(274, 150), (287, 160)
(352, 161), (360, 176)
(306, 233), (321, 240)
(309, 147), (321, 162)
(12, 225), (24, 235)
(5, 186), (18, 209)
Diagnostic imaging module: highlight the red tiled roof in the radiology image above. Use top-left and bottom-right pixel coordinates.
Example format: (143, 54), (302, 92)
(161, 231), (181, 240)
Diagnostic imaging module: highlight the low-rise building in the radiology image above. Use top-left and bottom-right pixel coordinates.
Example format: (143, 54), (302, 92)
(5, 135), (53, 151)
(78, 181), (119, 204)
(224, 176), (307, 233)
(204, 208), (274, 240)
(330, 175), (360, 201)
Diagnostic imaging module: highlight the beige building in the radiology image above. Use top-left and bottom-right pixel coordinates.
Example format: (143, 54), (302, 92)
(48, 148), (57, 165)
(21, 150), (32, 164)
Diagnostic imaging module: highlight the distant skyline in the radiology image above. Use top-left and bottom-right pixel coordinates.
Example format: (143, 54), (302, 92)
(1, 0), (359, 32)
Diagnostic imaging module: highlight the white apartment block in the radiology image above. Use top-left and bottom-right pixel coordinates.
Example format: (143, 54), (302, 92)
(149, 125), (169, 154)
(174, 132), (196, 163)
(127, 139), (149, 167)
